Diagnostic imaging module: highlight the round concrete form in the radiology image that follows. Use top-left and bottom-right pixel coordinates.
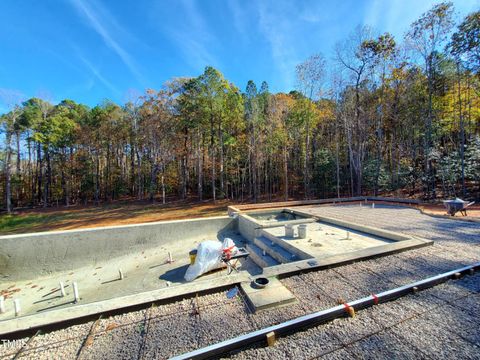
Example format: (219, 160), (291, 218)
(253, 277), (270, 289)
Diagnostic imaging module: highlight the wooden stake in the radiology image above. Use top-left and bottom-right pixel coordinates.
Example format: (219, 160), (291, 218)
(13, 330), (40, 359)
(266, 331), (276, 347)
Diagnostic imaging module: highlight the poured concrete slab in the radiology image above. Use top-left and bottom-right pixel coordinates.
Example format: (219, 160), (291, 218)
(240, 277), (297, 312)
(0, 202), (433, 337)
(0, 270), (253, 337)
(0, 230), (260, 322)
(263, 221), (393, 259)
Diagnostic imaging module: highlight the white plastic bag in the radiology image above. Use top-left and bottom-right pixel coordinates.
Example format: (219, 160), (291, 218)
(222, 238), (238, 259)
(184, 240), (223, 282)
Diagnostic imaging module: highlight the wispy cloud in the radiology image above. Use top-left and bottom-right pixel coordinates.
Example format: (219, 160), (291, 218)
(69, 0), (146, 86)
(227, 0), (249, 42)
(0, 88), (25, 109)
(256, 1), (298, 90)
(363, 0), (420, 37)
(77, 53), (121, 96)
(153, 0), (220, 73)
(363, 0), (476, 39)
(363, 0), (383, 29)
(167, 31), (219, 72)
(297, 1), (328, 24)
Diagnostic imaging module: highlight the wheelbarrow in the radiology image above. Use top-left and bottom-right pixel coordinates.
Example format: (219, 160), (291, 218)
(443, 198), (475, 216)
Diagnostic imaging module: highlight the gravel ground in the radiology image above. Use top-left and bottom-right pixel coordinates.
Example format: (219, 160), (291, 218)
(1, 205), (478, 359)
(0, 322), (91, 360)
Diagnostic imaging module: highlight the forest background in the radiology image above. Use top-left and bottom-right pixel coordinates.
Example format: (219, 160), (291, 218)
(1, 3), (479, 222)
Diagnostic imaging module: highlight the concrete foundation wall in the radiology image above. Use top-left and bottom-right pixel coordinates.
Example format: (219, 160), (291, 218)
(0, 216), (235, 282)
(238, 211), (314, 242)
(238, 215), (258, 241)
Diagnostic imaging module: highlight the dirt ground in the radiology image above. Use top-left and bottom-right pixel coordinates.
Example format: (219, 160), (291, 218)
(357, 201), (480, 219)
(1, 198), (478, 235)
(417, 203), (480, 219)
(0, 199), (232, 235)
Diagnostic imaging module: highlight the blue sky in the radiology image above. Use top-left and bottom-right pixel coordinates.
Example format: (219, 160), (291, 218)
(0, 0), (478, 110)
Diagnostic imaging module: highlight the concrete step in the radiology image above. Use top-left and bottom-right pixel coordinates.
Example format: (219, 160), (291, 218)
(254, 236), (298, 263)
(246, 243), (280, 268)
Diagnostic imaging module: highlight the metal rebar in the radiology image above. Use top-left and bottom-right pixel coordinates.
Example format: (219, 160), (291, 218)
(12, 330), (41, 360)
(171, 262), (479, 360)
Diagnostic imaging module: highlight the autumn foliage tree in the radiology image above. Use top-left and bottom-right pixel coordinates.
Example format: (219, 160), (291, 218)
(1, 3), (479, 210)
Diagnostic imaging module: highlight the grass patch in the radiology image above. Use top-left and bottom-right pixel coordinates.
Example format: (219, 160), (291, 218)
(0, 200), (230, 235)
(0, 214), (48, 233)
(0, 213), (73, 234)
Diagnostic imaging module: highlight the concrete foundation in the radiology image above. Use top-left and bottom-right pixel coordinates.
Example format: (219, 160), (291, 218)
(238, 209), (315, 241)
(0, 216), (236, 282)
(262, 221), (394, 259)
(240, 277), (297, 312)
(0, 200), (433, 336)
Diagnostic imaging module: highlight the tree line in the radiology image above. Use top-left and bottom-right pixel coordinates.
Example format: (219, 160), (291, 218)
(1, 2), (479, 212)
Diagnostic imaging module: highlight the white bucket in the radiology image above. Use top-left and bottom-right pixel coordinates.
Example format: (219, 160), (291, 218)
(298, 224), (308, 239)
(285, 224), (294, 237)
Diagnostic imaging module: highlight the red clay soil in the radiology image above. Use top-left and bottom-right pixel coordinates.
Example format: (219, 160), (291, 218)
(340, 201), (480, 219)
(417, 203), (480, 218)
(3, 197), (478, 235)
(6, 200), (233, 234)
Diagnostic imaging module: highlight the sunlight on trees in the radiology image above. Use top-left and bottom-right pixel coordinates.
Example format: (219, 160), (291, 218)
(0, 4), (479, 211)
